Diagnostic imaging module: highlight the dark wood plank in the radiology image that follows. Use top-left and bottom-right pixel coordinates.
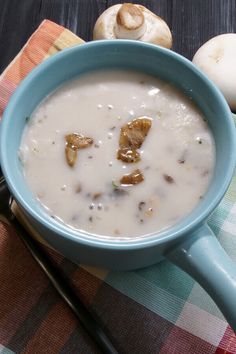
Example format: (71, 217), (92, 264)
(38, 0), (107, 41)
(172, 0), (236, 59)
(0, 0), (43, 73)
(0, 0), (107, 74)
(107, 0), (236, 59)
(1, 0), (236, 72)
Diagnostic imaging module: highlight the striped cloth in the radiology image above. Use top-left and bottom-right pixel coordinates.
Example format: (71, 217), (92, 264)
(0, 20), (236, 354)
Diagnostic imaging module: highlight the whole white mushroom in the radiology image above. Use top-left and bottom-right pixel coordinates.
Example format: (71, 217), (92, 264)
(192, 33), (236, 111)
(93, 3), (172, 49)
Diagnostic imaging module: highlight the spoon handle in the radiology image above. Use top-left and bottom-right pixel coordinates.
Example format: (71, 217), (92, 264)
(8, 214), (118, 354)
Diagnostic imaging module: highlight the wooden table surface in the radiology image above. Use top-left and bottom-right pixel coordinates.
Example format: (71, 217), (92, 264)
(0, 0), (236, 75)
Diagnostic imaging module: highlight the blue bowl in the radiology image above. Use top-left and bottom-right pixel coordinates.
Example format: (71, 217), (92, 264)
(1, 40), (236, 330)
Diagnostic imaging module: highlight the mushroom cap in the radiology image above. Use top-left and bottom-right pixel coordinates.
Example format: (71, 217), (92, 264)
(93, 3), (172, 49)
(192, 33), (236, 111)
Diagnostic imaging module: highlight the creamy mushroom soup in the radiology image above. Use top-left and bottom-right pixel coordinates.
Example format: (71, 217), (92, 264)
(19, 70), (215, 238)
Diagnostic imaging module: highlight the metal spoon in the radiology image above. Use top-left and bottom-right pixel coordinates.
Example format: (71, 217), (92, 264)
(0, 175), (118, 354)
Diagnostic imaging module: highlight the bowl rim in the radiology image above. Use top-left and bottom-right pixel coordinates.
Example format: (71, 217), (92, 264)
(0, 39), (235, 250)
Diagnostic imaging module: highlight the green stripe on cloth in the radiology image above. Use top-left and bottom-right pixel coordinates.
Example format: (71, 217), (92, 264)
(217, 229), (236, 262)
(0, 345), (15, 354)
(6, 258), (78, 353)
(187, 283), (225, 320)
(59, 326), (99, 354)
(104, 269), (190, 324)
(175, 302), (227, 347)
(90, 280), (174, 354)
(135, 260), (195, 300)
(208, 174), (236, 235)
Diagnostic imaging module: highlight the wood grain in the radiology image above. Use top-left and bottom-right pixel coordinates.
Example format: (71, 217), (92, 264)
(38, 0), (107, 41)
(171, 0), (236, 58)
(0, 0), (236, 73)
(0, 0), (106, 73)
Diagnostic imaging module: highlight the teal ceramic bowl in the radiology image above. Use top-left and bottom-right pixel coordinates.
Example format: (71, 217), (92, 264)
(1, 40), (236, 331)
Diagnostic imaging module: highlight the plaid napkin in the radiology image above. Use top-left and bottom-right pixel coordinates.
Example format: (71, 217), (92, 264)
(0, 20), (236, 354)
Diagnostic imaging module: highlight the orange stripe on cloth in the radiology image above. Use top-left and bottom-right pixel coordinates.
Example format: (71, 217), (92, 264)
(0, 222), (49, 345)
(71, 267), (104, 307)
(0, 20), (84, 117)
(22, 302), (77, 354)
(22, 268), (103, 354)
(4, 20), (64, 85)
(0, 78), (17, 116)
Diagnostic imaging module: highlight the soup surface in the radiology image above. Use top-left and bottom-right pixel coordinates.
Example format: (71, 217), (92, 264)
(19, 70), (215, 238)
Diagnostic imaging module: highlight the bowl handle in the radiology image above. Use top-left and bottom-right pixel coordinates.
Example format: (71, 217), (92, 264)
(166, 224), (236, 332)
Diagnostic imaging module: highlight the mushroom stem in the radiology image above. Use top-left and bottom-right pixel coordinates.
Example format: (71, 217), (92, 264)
(114, 3), (146, 40)
(93, 3), (172, 48)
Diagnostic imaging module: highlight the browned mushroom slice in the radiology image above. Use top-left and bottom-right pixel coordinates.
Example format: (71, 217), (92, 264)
(119, 117), (152, 149)
(66, 133), (93, 149)
(65, 133), (93, 167)
(117, 117), (152, 163)
(65, 146), (78, 167)
(120, 169), (144, 185)
(117, 147), (141, 163)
